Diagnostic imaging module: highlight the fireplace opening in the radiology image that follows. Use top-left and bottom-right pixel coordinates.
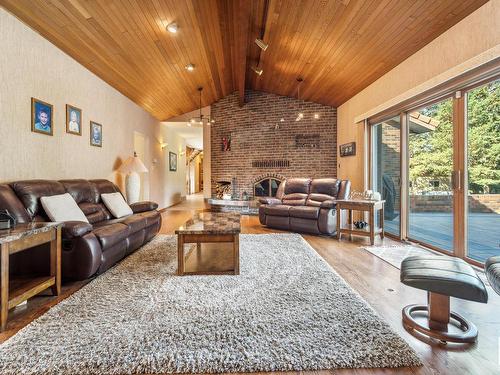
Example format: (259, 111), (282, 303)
(254, 177), (282, 197)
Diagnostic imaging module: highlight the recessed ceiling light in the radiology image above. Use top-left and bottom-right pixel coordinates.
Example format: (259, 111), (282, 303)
(255, 38), (268, 51)
(280, 118), (285, 122)
(210, 119), (215, 123)
(185, 63), (195, 72)
(190, 118), (196, 123)
(166, 22), (178, 33)
(314, 113), (319, 119)
(252, 66), (263, 76)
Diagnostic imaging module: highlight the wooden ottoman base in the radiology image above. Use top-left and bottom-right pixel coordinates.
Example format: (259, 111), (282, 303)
(402, 292), (478, 344)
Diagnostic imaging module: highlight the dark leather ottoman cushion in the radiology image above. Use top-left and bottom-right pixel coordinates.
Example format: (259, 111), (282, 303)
(92, 223), (130, 250)
(264, 205), (291, 217)
(401, 256), (488, 303)
(486, 256), (500, 295)
(289, 206), (320, 219)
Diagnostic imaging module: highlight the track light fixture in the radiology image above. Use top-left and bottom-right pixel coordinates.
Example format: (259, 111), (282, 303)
(252, 66), (263, 76)
(255, 38), (268, 51)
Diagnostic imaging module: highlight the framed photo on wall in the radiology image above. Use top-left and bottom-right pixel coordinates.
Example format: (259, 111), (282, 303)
(90, 121), (102, 147)
(339, 142), (356, 157)
(31, 97), (53, 136)
(169, 151), (177, 171)
(66, 104), (82, 135)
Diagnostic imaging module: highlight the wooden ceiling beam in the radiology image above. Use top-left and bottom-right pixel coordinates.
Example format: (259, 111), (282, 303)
(231, 0), (252, 107)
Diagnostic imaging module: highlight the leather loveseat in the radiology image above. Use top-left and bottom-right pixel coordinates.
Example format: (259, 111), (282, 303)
(258, 178), (350, 235)
(0, 179), (161, 280)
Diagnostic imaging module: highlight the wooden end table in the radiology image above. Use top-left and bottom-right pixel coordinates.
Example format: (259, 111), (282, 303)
(336, 199), (385, 245)
(0, 222), (62, 331)
(175, 212), (240, 276)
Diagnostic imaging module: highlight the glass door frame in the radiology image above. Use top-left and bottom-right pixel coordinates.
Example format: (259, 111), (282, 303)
(366, 65), (500, 268)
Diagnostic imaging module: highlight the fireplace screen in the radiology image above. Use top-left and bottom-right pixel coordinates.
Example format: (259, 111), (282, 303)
(254, 178), (282, 197)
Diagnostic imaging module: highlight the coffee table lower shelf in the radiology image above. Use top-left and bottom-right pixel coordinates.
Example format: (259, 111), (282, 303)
(177, 233), (240, 276)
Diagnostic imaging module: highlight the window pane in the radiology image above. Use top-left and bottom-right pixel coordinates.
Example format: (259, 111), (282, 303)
(408, 98), (454, 251)
(466, 79), (500, 263)
(372, 116), (401, 236)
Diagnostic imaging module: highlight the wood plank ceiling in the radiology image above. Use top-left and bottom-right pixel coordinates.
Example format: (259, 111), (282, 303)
(0, 0), (488, 120)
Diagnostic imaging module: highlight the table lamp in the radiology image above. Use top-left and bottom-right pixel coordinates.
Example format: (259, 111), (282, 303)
(119, 152), (148, 204)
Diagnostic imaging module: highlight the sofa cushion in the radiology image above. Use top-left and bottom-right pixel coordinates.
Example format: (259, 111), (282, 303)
(289, 206), (320, 219)
(86, 210), (108, 224)
(0, 184), (31, 223)
(310, 178), (340, 196)
(307, 193), (335, 207)
(92, 223), (130, 250)
(121, 214), (148, 233)
(60, 179), (98, 204)
(101, 192), (133, 218)
(264, 205), (291, 217)
(10, 180), (66, 219)
(138, 210), (162, 226)
(282, 193), (308, 206)
(90, 179), (120, 197)
(284, 178), (311, 195)
(79, 202), (101, 215)
(40, 193), (89, 223)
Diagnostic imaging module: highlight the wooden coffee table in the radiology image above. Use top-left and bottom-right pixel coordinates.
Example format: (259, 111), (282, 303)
(175, 212), (241, 276)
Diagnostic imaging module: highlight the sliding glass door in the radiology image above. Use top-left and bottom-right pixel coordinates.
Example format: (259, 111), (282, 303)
(369, 74), (499, 266)
(466, 79), (500, 263)
(408, 98), (454, 252)
(372, 116), (401, 237)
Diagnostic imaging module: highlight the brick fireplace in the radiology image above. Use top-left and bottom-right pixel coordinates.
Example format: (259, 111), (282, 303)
(210, 90), (337, 199)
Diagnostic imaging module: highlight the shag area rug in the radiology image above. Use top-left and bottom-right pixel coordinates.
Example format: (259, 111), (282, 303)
(0, 234), (421, 374)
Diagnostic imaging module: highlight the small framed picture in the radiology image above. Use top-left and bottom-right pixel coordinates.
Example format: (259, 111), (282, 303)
(169, 152), (177, 171)
(340, 142), (356, 157)
(31, 98), (53, 136)
(66, 104), (82, 135)
(90, 121), (102, 147)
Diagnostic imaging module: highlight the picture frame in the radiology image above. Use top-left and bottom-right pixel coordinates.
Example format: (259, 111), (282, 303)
(66, 104), (82, 135)
(339, 142), (356, 157)
(31, 97), (53, 136)
(90, 121), (102, 147)
(169, 151), (177, 171)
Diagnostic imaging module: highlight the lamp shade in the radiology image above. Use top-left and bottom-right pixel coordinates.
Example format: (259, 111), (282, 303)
(119, 155), (148, 174)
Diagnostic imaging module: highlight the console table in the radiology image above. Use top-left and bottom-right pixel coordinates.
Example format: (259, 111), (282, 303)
(0, 222), (62, 331)
(336, 199), (385, 245)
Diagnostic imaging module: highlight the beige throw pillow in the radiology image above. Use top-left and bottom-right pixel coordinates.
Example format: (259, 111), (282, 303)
(40, 193), (89, 223)
(101, 192), (133, 218)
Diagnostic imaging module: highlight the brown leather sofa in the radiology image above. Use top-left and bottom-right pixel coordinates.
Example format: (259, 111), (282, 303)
(258, 178), (350, 235)
(0, 179), (161, 280)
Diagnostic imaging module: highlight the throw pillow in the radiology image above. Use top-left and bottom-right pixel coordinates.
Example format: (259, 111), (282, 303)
(40, 193), (89, 223)
(101, 192), (133, 218)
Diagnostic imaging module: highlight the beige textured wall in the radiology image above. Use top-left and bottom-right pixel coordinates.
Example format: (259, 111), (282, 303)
(159, 124), (187, 207)
(0, 9), (170, 208)
(337, 0), (500, 191)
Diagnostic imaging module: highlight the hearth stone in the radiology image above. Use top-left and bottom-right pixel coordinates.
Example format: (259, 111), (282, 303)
(208, 198), (259, 215)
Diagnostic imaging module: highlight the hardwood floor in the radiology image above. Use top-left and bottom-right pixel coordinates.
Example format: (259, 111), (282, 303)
(1, 194), (499, 374)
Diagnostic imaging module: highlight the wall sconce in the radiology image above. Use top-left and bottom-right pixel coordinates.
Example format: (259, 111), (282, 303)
(160, 142), (168, 150)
